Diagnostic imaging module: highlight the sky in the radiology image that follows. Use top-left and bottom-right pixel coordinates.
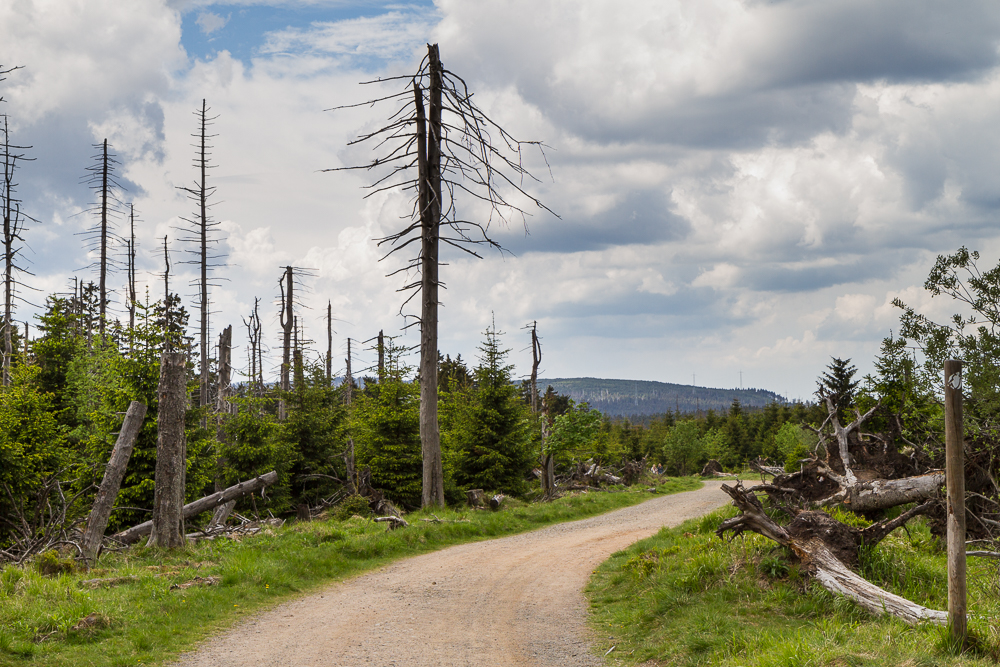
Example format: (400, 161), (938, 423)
(2, 0), (1000, 401)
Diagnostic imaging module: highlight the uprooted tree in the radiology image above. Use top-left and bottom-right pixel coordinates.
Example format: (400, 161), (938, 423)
(329, 43), (555, 507)
(723, 248), (1000, 625)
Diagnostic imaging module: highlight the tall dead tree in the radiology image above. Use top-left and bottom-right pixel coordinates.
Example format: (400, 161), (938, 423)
(0, 114), (34, 385)
(344, 336), (356, 492)
(377, 329), (384, 381)
(326, 300), (333, 382)
(243, 297), (263, 396)
(125, 204), (137, 332)
(330, 43), (554, 507)
(177, 100), (223, 427)
(279, 265), (293, 420)
(149, 351), (187, 548)
(81, 139), (123, 336)
(528, 321), (541, 413)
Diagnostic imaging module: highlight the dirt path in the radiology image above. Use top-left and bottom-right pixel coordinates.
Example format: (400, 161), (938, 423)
(172, 481), (727, 667)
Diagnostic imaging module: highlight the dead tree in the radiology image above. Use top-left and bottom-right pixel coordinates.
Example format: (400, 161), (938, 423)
(243, 297), (264, 396)
(0, 114), (35, 385)
(81, 401), (146, 563)
(378, 329), (384, 381)
(148, 352), (187, 548)
(177, 100), (223, 427)
(330, 43), (554, 507)
(114, 472), (277, 545)
(344, 336), (357, 492)
(81, 139), (123, 336)
(326, 300), (333, 382)
(125, 204), (137, 332)
(759, 394), (944, 512)
(529, 320), (541, 413)
(717, 482), (946, 625)
(279, 266), (293, 419)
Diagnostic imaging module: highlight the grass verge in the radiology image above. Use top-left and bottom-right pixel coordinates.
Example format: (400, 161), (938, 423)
(0, 476), (700, 667)
(586, 504), (1000, 666)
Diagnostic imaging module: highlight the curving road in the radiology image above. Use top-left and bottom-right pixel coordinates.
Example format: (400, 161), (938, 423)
(172, 481), (727, 667)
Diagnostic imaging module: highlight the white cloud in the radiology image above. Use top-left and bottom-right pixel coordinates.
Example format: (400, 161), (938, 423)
(196, 11), (229, 35)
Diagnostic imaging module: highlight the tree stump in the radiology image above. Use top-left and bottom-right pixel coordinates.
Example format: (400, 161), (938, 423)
(466, 489), (484, 507)
(149, 352), (187, 548)
(489, 494), (506, 511)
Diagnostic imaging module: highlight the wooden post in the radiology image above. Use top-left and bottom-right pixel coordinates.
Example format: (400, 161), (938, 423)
(149, 352), (187, 548)
(944, 359), (966, 644)
(81, 400), (147, 563)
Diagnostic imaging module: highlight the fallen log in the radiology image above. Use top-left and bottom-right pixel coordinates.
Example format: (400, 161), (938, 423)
(111, 471), (278, 545)
(374, 516), (409, 530)
(489, 494), (506, 510)
(717, 482), (946, 625)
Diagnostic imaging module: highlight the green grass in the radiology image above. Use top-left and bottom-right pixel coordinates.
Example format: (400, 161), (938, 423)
(0, 476), (700, 667)
(586, 505), (1000, 666)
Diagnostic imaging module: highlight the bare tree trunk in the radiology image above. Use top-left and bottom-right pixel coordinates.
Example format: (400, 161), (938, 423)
(98, 139), (109, 337)
(416, 44), (445, 508)
(115, 472), (278, 545)
(162, 236), (171, 351)
(279, 265), (293, 420)
(718, 483), (946, 625)
(530, 320), (541, 413)
(344, 336), (356, 493)
(196, 101), (211, 429)
(149, 352), (187, 548)
(326, 300), (332, 383)
(377, 329), (384, 381)
(81, 400), (147, 563)
(127, 204), (136, 334)
(216, 325), (232, 492)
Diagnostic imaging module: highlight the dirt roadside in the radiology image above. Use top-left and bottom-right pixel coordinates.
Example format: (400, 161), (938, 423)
(171, 481), (728, 667)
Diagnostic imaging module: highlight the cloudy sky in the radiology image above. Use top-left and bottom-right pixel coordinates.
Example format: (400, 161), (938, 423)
(2, 0), (999, 401)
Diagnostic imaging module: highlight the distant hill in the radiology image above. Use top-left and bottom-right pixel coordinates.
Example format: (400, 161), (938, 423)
(539, 377), (786, 417)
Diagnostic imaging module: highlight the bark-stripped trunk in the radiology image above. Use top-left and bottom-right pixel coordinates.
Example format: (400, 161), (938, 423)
(279, 265), (293, 420)
(377, 329), (384, 381)
(81, 400), (147, 563)
(530, 320), (541, 413)
(162, 236), (172, 351)
(416, 44), (445, 507)
(216, 324), (232, 489)
(149, 352), (187, 548)
(718, 483), (946, 625)
(127, 204), (136, 334)
(98, 139), (109, 337)
(326, 300), (332, 382)
(344, 336), (356, 493)
(196, 101), (210, 428)
(115, 472), (277, 545)
(1, 117), (15, 386)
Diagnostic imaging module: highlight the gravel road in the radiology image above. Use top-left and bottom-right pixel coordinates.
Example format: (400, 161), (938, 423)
(172, 481), (727, 667)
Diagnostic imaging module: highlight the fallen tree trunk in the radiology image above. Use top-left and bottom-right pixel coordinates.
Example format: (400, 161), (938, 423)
(717, 482), (946, 625)
(762, 463), (945, 513)
(112, 471), (278, 545)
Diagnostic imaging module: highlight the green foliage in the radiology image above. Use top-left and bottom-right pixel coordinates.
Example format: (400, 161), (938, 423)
(351, 346), (424, 509)
(279, 363), (348, 508)
(221, 396), (292, 512)
(451, 326), (533, 494)
(816, 357), (860, 419)
(332, 494), (371, 520)
(544, 400), (602, 462)
(0, 364), (70, 544)
(661, 419), (704, 475)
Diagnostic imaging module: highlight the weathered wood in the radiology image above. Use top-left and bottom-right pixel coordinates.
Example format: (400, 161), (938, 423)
(805, 469), (945, 513)
(717, 483), (946, 626)
(149, 352), (186, 548)
(944, 359), (967, 642)
(80, 400), (147, 563)
(374, 516), (409, 530)
(489, 494), (506, 511)
(207, 500), (235, 531)
(417, 44), (446, 509)
(113, 471), (278, 545)
(466, 489), (484, 507)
